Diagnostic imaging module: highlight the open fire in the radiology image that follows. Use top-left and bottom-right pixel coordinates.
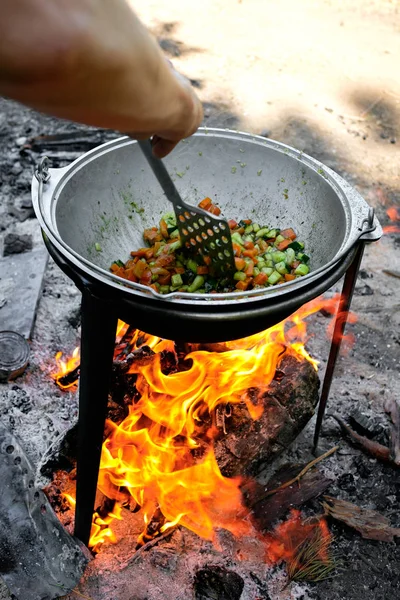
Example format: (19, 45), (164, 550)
(52, 294), (348, 555)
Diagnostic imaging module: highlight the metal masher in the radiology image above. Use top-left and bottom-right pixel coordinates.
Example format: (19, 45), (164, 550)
(137, 139), (235, 276)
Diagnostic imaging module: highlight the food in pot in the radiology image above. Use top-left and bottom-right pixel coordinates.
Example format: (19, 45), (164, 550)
(110, 198), (310, 294)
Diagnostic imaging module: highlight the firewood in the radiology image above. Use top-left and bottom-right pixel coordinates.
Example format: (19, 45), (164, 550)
(333, 415), (395, 465)
(384, 398), (400, 466)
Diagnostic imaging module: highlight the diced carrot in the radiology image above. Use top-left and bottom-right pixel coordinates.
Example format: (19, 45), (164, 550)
(285, 273), (296, 281)
(149, 284), (159, 292)
(242, 219), (252, 225)
(114, 267), (126, 278)
(245, 262), (254, 276)
(235, 279), (249, 291)
(160, 219), (169, 239)
(235, 257), (246, 271)
(110, 263), (120, 273)
(243, 249), (258, 258)
(228, 219), (238, 229)
(203, 255), (212, 266)
(276, 239), (292, 251)
(280, 228), (297, 240)
(243, 241), (255, 250)
(197, 265), (209, 275)
(208, 204), (221, 216)
(199, 197), (212, 209)
(131, 248), (150, 258)
(175, 266), (186, 274)
(253, 272), (268, 285)
(232, 243), (243, 256)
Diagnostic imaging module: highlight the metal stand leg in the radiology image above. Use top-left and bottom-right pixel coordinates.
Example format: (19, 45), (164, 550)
(74, 289), (118, 546)
(313, 243), (365, 451)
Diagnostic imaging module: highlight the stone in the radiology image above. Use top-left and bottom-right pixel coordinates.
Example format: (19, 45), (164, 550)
(3, 233), (33, 256)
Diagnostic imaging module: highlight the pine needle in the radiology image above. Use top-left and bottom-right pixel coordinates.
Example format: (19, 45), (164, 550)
(285, 524), (337, 584)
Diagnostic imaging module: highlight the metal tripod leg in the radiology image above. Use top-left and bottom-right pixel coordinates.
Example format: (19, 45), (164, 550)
(313, 243), (365, 451)
(74, 289), (118, 546)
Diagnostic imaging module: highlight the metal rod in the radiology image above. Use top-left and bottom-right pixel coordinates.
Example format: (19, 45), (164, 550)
(74, 289), (118, 546)
(313, 242), (365, 451)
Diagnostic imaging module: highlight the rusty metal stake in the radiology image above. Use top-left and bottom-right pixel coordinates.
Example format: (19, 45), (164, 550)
(313, 242), (365, 451)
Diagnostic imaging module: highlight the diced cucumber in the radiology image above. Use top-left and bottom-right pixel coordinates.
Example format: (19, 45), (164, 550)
(268, 270), (283, 285)
(266, 229), (278, 238)
(244, 225), (254, 234)
(275, 234), (285, 244)
(253, 267), (260, 276)
(275, 261), (288, 275)
(187, 275), (205, 293)
(255, 227), (270, 238)
(231, 232), (244, 245)
(257, 260), (266, 269)
(252, 223), (260, 232)
(159, 285), (170, 294)
(162, 212), (177, 228)
(261, 267), (274, 276)
(169, 229), (179, 239)
(113, 259), (125, 268)
(297, 252), (310, 264)
(168, 240), (182, 253)
(295, 263), (309, 276)
(265, 259), (274, 268)
(288, 241), (304, 251)
(95, 242), (102, 252)
(285, 248), (296, 266)
(272, 251), (287, 263)
(234, 271), (247, 282)
(187, 259), (198, 274)
(171, 273), (183, 287)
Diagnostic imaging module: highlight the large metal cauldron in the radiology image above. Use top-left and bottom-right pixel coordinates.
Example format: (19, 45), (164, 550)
(32, 129), (381, 342)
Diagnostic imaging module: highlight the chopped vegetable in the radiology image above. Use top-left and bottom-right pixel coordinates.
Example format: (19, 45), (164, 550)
(110, 201), (311, 294)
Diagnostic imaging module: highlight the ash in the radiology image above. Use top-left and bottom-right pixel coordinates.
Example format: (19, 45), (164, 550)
(0, 94), (399, 600)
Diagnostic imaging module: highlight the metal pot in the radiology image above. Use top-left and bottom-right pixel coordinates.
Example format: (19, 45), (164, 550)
(32, 129), (381, 341)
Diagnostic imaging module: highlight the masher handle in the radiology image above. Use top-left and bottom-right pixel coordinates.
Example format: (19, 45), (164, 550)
(137, 139), (183, 209)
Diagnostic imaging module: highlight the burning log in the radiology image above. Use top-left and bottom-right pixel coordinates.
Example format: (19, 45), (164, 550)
(213, 354), (320, 477)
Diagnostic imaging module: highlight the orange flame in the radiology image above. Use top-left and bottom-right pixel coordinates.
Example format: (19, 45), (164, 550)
(264, 509), (332, 569)
(54, 294), (355, 552)
(383, 206), (400, 234)
(53, 346), (80, 390)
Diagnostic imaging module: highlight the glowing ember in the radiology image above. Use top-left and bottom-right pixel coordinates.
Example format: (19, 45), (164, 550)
(52, 294), (354, 552)
(383, 206), (400, 234)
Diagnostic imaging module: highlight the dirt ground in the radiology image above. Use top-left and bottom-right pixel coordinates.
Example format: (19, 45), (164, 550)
(0, 1), (400, 599)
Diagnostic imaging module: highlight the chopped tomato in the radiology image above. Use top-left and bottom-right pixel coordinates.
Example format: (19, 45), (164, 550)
(232, 243), (243, 256)
(243, 241), (255, 250)
(197, 266), (209, 275)
(139, 269), (152, 286)
(199, 197), (212, 209)
(280, 228), (297, 240)
(253, 272), (268, 285)
(245, 262), (254, 276)
(133, 260), (148, 278)
(276, 239), (292, 251)
(208, 204), (221, 216)
(243, 248), (258, 258)
(235, 279), (250, 291)
(155, 254), (175, 267)
(235, 257), (246, 271)
(203, 255), (212, 266)
(143, 228), (162, 244)
(158, 273), (172, 285)
(242, 219), (252, 225)
(228, 219), (238, 229)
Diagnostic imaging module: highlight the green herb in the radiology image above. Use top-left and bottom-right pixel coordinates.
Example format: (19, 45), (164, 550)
(198, 151), (203, 156)
(240, 162), (246, 168)
(176, 172), (184, 178)
(95, 242), (102, 252)
(257, 169), (262, 176)
(231, 166), (237, 174)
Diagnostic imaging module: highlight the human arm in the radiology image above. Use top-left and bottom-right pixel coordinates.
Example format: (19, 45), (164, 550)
(0, 0), (203, 156)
